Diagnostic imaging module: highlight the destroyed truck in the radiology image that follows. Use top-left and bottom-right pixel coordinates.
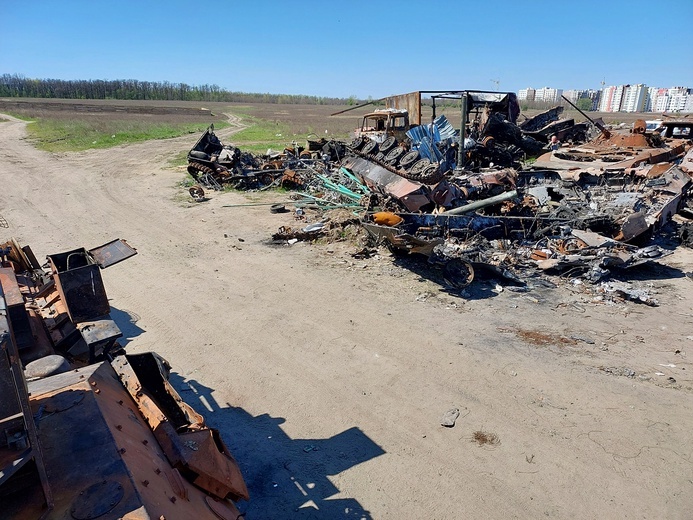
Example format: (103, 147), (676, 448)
(0, 238), (249, 519)
(345, 90), (550, 188)
(354, 108), (411, 143)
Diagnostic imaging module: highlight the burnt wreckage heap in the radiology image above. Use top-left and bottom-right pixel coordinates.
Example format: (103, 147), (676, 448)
(323, 91), (692, 301)
(0, 238), (248, 519)
(185, 90), (693, 303)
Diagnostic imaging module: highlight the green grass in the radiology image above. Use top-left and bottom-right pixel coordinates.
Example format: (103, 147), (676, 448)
(3, 112), (33, 122)
(25, 119), (229, 153)
(230, 113), (293, 153)
(168, 149), (189, 168)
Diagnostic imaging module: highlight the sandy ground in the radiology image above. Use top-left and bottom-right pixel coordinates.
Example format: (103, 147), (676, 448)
(1, 113), (693, 519)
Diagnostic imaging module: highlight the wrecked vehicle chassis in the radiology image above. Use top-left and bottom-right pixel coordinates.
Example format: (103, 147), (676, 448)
(362, 212), (559, 288)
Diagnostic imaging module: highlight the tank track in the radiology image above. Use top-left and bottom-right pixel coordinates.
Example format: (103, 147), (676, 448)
(349, 139), (445, 185)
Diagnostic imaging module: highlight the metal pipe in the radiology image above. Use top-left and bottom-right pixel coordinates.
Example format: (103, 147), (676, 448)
(455, 93), (468, 172)
(445, 190), (518, 215)
(221, 201), (297, 208)
(561, 95), (611, 138)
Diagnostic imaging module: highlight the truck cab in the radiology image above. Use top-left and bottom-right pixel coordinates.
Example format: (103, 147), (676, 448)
(356, 108), (410, 143)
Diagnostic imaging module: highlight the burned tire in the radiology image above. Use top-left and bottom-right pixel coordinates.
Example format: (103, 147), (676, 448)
(443, 258), (475, 289)
(187, 162), (214, 181)
(399, 150), (420, 169)
(270, 203), (288, 214)
(384, 146), (406, 166)
(361, 139), (379, 156)
(379, 136), (397, 154)
(189, 185), (205, 201)
(189, 150), (210, 160)
(259, 173), (275, 186)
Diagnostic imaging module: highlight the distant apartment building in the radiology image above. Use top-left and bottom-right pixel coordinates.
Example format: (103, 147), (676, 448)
(667, 87), (691, 112)
(598, 85), (626, 112)
(621, 84), (647, 112)
(534, 87), (563, 103)
(564, 89), (588, 102)
(518, 88), (536, 101)
(643, 86), (692, 113)
(518, 84), (691, 113)
(686, 94), (693, 113)
(653, 88), (670, 112)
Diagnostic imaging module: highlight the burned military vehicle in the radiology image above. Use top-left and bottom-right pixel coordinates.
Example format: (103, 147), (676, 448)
(0, 238), (249, 519)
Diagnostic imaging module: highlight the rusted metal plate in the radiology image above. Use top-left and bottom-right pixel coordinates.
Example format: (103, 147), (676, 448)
(24, 360), (243, 520)
(342, 156), (432, 212)
(70, 480), (124, 519)
(0, 268), (33, 351)
(47, 249), (109, 323)
(89, 239), (137, 269)
(111, 354), (249, 502)
(385, 91), (421, 126)
(180, 428), (249, 501)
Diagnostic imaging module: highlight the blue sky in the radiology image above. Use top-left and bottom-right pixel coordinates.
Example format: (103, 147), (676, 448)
(1, 0), (691, 99)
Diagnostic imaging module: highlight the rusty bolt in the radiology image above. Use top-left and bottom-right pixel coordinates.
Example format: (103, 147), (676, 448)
(170, 496), (176, 504)
(95, 389), (101, 394)
(142, 480), (149, 487)
(155, 468), (161, 475)
(116, 424), (122, 430)
(142, 439), (148, 445)
(118, 400), (124, 405)
(119, 448), (126, 454)
(90, 381), (97, 386)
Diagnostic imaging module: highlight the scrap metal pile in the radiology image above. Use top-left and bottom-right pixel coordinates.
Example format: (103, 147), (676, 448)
(186, 124), (347, 199)
(0, 238), (248, 519)
(191, 91), (693, 303)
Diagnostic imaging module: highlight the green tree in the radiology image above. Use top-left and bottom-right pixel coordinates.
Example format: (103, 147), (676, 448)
(576, 98), (593, 111)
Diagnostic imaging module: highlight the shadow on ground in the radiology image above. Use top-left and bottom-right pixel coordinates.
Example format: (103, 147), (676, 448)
(110, 307), (145, 346)
(390, 253), (509, 300)
(169, 373), (385, 519)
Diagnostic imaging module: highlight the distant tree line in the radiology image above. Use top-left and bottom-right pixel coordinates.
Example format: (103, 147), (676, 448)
(0, 74), (354, 105)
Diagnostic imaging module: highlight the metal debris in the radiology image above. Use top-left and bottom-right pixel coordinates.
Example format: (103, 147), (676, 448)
(0, 237), (248, 519)
(184, 90), (693, 303)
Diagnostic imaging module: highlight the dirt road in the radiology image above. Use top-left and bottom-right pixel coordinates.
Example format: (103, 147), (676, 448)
(1, 114), (692, 519)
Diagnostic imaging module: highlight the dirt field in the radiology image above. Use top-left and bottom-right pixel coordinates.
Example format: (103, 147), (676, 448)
(1, 102), (692, 519)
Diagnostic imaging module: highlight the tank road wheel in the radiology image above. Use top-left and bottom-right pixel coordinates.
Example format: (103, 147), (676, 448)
(379, 136), (397, 154)
(418, 164), (445, 185)
(384, 146), (405, 166)
(443, 258), (475, 289)
(361, 139), (379, 156)
(187, 162), (215, 182)
(189, 185), (205, 201)
(350, 136), (366, 150)
(399, 150), (420, 170)
(408, 159), (431, 177)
